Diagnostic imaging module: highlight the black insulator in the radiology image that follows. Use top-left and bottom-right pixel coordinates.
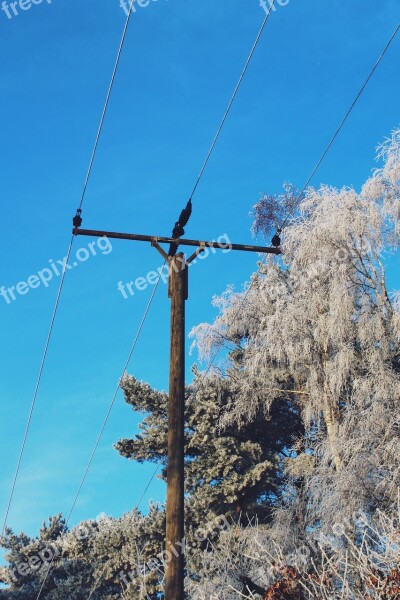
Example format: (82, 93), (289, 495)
(168, 199), (193, 256)
(73, 209), (82, 228)
(172, 222), (185, 239)
(178, 199), (192, 228)
(271, 234), (281, 248)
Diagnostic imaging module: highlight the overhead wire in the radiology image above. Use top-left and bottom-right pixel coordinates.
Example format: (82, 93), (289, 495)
(29, 4), (399, 598)
(281, 20), (400, 229)
(168, 1), (276, 254)
(188, 1), (277, 202)
(200, 19), (400, 378)
(85, 461), (161, 600)
(78, 0), (136, 211)
(80, 6), (279, 597)
(2, 0), (137, 546)
(1, 239), (74, 539)
(80, 13), (400, 599)
(35, 270), (164, 600)
(64, 273), (164, 528)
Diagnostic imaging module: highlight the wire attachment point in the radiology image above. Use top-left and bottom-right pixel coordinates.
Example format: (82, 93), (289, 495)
(168, 199), (193, 257)
(271, 229), (281, 248)
(73, 209), (83, 229)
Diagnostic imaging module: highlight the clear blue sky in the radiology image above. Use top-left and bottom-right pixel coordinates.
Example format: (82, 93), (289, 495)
(1, 0), (399, 549)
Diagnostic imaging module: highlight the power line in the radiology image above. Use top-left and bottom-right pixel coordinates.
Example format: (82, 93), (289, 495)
(85, 460), (160, 600)
(169, 4), (276, 259)
(35, 267), (164, 600)
(189, 1), (276, 202)
(78, 0), (136, 210)
(201, 20), (400, 378)
(2, 0), (136, 546)
(65, 271), (163, 527)
(25, 6), (398, 598)
(281, 20), (400, 229)
(20, 2), (275, 586)
(1, 238), (74, 539)
(60, 11), (400, 599)
(133, 462), (161, 512)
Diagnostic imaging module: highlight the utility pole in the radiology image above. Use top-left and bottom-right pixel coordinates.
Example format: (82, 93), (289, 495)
(73, 220), (280, 600)
(166, 253), (187, 600)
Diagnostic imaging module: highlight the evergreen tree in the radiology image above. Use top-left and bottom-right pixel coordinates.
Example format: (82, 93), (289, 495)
(116, 369), (302, 529)
(114, 367), (302, 597)
(0, 510), (165, 600)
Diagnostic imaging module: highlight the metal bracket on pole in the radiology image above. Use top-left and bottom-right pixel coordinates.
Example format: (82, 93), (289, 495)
(187, 243), (205, 265)
(151, 237), (171, 262)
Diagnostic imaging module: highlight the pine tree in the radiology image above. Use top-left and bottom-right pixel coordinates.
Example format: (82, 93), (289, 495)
(0, 510), (165, 600)
(115, 368), (302, 595)
(116, 369), (302, 529)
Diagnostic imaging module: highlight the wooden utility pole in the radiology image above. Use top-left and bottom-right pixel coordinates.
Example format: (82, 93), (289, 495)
(73, 223), (280, 600)
(165, 253), (187, 600)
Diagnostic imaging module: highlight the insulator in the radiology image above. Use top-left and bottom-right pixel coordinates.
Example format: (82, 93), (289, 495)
(73, 209), (82, 229)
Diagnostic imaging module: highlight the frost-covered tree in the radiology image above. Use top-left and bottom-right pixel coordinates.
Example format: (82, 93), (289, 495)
(186, 498), (400, 599)
(0, 509), (166, 600)
(116, 368), (302, 528)
(0, 362), (301, 600)
(3, 129), (399, 600)
(114, 369), (302, 596)
(189, 129), (400, 597)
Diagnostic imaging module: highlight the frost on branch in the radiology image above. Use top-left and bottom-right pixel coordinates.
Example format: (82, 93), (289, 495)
(252, 182), (300, 237)
(191, 129), (400, 567)
(188, 498), (400, 599)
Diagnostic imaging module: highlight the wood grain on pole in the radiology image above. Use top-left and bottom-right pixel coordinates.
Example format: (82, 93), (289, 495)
(165, 253), (187, 600)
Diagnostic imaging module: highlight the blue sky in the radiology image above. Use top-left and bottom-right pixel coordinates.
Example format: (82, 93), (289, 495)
(0, 0), (399, 550)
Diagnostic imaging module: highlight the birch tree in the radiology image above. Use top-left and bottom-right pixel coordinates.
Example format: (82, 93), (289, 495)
(190, 129), (400, 593)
